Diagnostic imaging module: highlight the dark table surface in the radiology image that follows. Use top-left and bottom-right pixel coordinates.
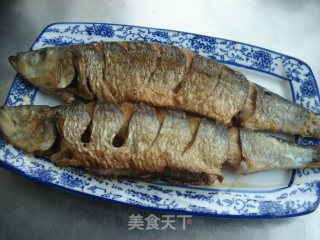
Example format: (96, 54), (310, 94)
(0, 1), (319, 239)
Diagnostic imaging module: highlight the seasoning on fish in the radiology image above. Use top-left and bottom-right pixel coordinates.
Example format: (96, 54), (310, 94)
(1, 102), (319, 185)
(9, 41), (320, 139)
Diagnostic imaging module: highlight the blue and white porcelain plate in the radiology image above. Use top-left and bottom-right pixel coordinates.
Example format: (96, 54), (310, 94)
(1, 22), (320, 218)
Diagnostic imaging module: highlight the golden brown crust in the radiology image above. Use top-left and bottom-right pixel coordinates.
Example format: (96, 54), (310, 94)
(77, 42), (248, 125)
(11, 41), (320, 138)
(10, 42), (250, 126)
(2, 103), (320, 184)
(51, 104), (91, 167)
(47, 102), (228, 184)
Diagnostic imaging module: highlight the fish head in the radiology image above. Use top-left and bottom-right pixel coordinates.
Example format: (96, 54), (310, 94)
(0, 105), (57, 155)
(9, 48), (75, 92)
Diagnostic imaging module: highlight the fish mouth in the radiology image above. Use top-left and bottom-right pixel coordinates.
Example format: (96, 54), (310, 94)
(8, 55), (17, 69)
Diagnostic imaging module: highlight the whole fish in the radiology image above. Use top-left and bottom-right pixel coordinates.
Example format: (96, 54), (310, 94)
(9, 42), (320, 139)
(0, 102), (319, 185)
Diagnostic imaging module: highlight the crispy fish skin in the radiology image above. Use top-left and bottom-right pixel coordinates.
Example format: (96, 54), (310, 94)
(9, 41), (320, 138)
(10, 41), (320, 138)
(9, 42), (249, 125)
(10, 42), (320, 138)
(1, 103), (320, 185)
(0, 102), (229, 185)
(55, 102), (228, 183)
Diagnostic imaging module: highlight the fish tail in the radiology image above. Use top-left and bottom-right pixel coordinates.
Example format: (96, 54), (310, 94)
(229, 128), (320, 174)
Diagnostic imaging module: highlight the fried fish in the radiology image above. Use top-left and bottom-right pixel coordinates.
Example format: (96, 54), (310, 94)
(0, 102), (319, 185)
(9, 41), (320, 139)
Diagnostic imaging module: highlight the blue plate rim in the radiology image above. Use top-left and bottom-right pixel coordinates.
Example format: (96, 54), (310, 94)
(0, 160), (318, 219)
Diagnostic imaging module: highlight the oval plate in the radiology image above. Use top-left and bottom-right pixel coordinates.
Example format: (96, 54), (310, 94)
(1, 22), (320, 218)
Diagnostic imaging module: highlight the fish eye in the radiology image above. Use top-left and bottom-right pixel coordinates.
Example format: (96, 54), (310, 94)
(29, 50), (47, 65)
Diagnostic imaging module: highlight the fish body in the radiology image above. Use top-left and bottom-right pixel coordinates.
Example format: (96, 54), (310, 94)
(0, 102), (319, 185)
(9, 42), (320, 138)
